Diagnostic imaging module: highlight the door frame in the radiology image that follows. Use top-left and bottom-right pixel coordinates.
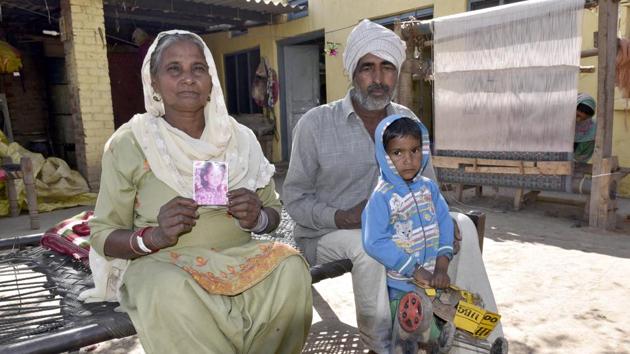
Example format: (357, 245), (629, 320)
(277, 30), (325, 161)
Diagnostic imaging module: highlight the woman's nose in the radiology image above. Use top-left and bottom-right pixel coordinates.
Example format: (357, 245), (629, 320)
(182, 71), (195, 84)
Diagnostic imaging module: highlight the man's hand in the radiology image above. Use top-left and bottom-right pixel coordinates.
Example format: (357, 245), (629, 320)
(334, 199), (367, 229)
(431, 256), (451, 289)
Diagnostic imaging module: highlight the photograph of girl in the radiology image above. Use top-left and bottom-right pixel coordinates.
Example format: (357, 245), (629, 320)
(193, 160), (228, 205)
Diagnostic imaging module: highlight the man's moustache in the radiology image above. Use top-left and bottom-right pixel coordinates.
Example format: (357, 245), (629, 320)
(368, 84), (390, 94)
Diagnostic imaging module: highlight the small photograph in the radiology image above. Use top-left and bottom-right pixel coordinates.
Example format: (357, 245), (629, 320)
(193, 160), (228, 206)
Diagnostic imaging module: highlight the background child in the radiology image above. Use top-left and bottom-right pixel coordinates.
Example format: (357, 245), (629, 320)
(362, 114), (454, 307)
(574, 92), (596, 163)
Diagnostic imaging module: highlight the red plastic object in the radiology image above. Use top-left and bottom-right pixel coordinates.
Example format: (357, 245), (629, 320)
(398, 292), (424, 333)
(72, 223), (91, 236)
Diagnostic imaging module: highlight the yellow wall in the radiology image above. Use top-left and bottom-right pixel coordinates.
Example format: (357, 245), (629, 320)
(203, 0), (434, 162)
(204, 0), (630, 196)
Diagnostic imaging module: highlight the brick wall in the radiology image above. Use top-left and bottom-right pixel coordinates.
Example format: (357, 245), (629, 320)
(60, 0), (114, 191)
(3, 49), (49, 146)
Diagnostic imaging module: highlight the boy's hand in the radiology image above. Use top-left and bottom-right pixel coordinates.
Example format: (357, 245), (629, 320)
(412, 266), (433, 287)
(431, 270), (450, 289)
(431, 256), (451, 289)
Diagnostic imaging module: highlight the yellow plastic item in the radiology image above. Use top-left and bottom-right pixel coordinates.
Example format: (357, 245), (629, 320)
(0, 41), (22, 74)
(453, 300), (501, 340)
(424, 288), (437, 297)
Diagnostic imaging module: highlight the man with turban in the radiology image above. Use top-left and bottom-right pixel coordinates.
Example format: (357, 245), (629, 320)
(284, 19), (503, 353)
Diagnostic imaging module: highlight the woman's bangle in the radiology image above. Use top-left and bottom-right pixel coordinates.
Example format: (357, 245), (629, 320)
(236, 208), (269, 234)
(129, 232), (145, 256)
(136, 227), (153, 253)
(251, 208), (269, 234)
(130, 227), (154, 255)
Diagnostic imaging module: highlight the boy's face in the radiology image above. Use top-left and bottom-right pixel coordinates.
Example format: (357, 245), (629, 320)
(386, 135), (422, 182)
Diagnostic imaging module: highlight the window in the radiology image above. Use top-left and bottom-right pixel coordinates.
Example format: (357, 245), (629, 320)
(224, 48), (262, 115)
(469, 0), (525, 11)
(287, 0), (308, 21)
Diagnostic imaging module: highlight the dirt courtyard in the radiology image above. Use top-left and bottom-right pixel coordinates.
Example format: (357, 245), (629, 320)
(468, 192), (630, 353)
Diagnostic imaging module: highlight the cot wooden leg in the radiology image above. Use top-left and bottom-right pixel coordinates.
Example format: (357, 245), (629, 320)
(3, 157), (19, 217)
(20, 157), (39, 229)
(5, 175), (19, 217)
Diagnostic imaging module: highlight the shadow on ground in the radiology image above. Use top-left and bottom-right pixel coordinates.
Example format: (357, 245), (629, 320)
(441, 190), (630, 259)
(304, 288), (368, 353)
(302, 321), (365, 354)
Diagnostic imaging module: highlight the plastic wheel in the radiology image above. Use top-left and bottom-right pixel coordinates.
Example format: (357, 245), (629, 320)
(434, 321), (456, 354)
(491, 337), (509, 354)
(398, 292), (424, 333)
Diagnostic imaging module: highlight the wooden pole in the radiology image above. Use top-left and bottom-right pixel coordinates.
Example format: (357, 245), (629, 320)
(589, 0), (619, 229)
(397, 22), (416, 110)
(21, 157), (39, 230)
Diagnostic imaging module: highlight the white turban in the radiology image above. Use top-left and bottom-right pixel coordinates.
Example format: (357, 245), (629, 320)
(343, 19), (406, 78)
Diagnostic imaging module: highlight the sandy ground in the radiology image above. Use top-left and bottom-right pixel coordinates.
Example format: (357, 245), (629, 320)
(1, 188), (629, 353)
(472, 195), (630, 354)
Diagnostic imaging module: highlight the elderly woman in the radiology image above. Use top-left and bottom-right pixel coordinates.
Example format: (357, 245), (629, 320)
(574, 93), (597, 163)
(88, 30), (312, 353)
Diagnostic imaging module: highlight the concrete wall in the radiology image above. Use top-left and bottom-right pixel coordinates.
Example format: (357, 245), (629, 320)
(60, 0), (115, 191)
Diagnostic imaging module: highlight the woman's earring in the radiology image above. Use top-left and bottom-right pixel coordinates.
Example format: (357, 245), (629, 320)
(152, 94), (161, 102)
(207, 95), (211, 102)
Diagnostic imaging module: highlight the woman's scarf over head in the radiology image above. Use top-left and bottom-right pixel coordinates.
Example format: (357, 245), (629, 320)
(128, 30), (274, 198)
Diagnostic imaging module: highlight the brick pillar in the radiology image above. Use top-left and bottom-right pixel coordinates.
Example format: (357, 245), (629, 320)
(60, 0), (114, 191)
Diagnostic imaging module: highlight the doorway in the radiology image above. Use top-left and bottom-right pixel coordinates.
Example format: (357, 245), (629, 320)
(278, 31), (326, 161)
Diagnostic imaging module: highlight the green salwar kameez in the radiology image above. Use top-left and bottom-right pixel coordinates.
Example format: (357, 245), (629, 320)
(89, 127), (313, 354)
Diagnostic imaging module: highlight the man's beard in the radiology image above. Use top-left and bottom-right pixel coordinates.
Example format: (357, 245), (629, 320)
(351, 83), (394, 111)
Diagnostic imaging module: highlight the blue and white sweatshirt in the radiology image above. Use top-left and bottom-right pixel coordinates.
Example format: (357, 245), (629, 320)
(362, 114), (454, 297)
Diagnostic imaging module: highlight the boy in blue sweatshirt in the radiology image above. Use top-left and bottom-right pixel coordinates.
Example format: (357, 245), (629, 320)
(362, 115), (454, 345)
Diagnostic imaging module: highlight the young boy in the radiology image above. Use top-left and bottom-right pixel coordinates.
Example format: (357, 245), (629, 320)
(362, 115), (454, 342)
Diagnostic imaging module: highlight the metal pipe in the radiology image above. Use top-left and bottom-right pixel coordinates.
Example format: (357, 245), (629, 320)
(0, 234), (43, 250)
